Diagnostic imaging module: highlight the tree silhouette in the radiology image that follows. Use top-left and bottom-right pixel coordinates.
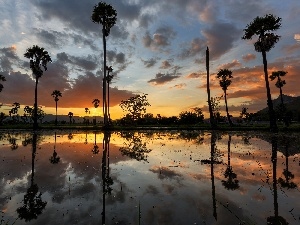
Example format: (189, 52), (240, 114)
(68, 112), (73, 124)
(216, 69), (233, 126)
(0, 74), (6, 92)
(102, 131), (114, 224)
(92, 98), (100, 125)
(17, 133), (47, 221)
(277, 137), (297, 189)
(9, 102), (20, 123)
(269, 71), (288, 125)
(24, 45), (52, 130)
(221, 135), (239, 190)
(84, 108), (90, 125)
(119, 94), (151, 124)
(206, 47), (216, 128)
(50, 132), (60, 164)
(51, 90), (62, 126)
(91, 2), (117, 127)
(267, 137), (288, 224)
(242, 14), (281, 132)
(91, 131), (99, 154)
(119, 132), (152, 162)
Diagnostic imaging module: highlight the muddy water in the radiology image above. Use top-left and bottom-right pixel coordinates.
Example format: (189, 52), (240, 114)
(1, 130), (299, 225)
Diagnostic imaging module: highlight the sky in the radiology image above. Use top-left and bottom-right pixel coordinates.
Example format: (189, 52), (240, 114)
(0, 0), (300, 119)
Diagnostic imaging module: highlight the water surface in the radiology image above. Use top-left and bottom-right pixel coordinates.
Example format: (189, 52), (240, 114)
(1, 130), (299, 225)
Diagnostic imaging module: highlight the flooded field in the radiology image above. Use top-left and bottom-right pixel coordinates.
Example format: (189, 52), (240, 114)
(0, 130), (300, 225)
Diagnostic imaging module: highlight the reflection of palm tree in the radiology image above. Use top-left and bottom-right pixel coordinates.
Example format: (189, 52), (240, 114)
(201, 132), (222, 220)
(51, 90), (62, 126)
(17, 133), (47, 221)
(267, 137), (288, 225)
(119, 132), (152, 162)
(91, 131), (99, 154)
(9, 135), (18, 150)
(102, 131), (114, 224)
(50, 132), (60, 164)
(222, 135), (239, 190)
(278, 138), (297, 189)
(24, 45), (52, 130)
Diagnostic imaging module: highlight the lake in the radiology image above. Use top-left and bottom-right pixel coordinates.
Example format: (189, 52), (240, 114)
(1, 130), (299, 225)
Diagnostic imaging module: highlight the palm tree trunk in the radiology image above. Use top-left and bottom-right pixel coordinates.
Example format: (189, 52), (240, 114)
(262, 50), (277, 132)
(271, 137), (278, 219)
(107, 81), (110, 123)
(34, 77), (38, 130)
(102, 23), (108, 127)
(206, 47), (216, 128)
(227, 135), (231, 167)
(279, 86), (284, 106)
(224, 90), (233, 126)
(55, 100), (58, 125)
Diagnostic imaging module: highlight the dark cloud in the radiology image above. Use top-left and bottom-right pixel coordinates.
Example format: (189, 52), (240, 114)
(143, 26), (176, 51)
(149, 166), (182, 180)
(179, 38), (205, 59)
(0, 47), (23, 72)
(159, 60), (172, 69)
(148, 72), (180, 85)
(142, 58), (158, 68)
(33, 28), (66, 48)
(170, 83), (186, 89)
(56, 52), (97, 71)
(202, 22), (241, 59)
(107, 50), (125, 64)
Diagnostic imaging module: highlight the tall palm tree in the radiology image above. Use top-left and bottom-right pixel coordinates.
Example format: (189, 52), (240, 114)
(91, 2), (117, 127)
(51, 90), (62, 126)
(92, 98), (100, 125)
(269, 71), (287, 106)
(24, 45), (52, 130)
(216, 69), (233, 126)
(0, 74), (6, 92)
(242, 14), (281, 132)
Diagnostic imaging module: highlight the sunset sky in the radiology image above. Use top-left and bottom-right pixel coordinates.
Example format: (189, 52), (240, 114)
(0, 0), (300, 119)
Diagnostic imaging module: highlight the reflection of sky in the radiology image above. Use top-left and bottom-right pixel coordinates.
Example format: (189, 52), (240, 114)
(0, 131), (300, 225)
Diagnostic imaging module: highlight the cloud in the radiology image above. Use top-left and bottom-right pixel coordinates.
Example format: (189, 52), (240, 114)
(142, 26), (176, 51)
(186, 72), (205, 79)
(242, 54), (256, 62)
(170, 83), (186, 89)
(33, 28), (66, 48)
(142, 58), (158, 68)
(0, 46), (24, 72)
(179, 38), (204, 59)
(107, 50), (125, 64)
(159, 60), (172, 69)
(217, 60), (241, 70)
(148, 72), (180, 86)
(56, 52), (97, 71)
(202, 22), (241, 59)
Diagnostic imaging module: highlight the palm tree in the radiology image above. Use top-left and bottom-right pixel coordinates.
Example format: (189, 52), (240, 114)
(91, 2), (117, 127)
(269, 71), (287, 106)
(24, 45), (52, 130)
(216, 69), (233, 126)
(84, 107), (90, 125)
(0, 74), (6, 92)
(51, 90), (62, 126)
(242, 14), (281, 132)
(92, 98), (100, 125)
(68, 112), (73, 124)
